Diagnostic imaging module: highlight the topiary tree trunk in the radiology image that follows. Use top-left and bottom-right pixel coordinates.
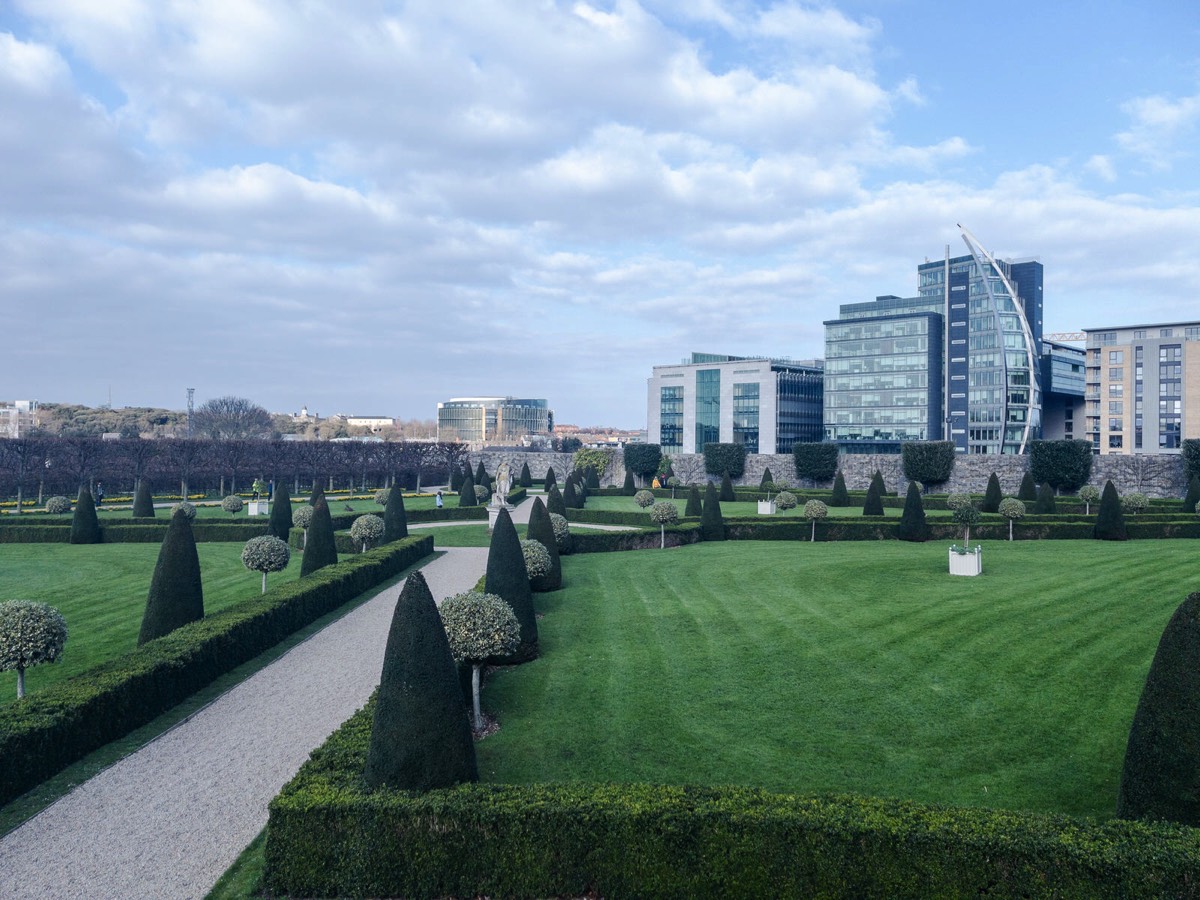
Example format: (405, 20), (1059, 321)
(138, 513), (204, 645)
(485, 507), (538, 662)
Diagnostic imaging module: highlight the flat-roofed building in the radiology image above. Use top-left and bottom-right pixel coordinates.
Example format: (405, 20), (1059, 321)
(437, 397), (552, 445)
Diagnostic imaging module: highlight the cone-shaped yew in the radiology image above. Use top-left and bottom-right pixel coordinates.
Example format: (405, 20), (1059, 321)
(267, 481), (293, 541)
(526, 497), (562, 591)
(132, 479), (155, 518)
(70, 487), (102, 544)
(138, 511), (204, 645)
(896, 481), (929, 542)
(383, 482), (408, 542)
(485, 507), (538, 662)
(300, 497), (338, 575)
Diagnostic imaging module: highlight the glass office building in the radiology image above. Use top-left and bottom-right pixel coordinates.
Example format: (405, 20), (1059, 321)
(647, 353), (823, 454)
(436, 397), (552, 444)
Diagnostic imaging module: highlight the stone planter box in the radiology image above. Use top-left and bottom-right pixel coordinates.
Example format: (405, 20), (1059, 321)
(757, 500), (777, 515)
(948, 546), (982, 576)
(248, 500), (270, 516)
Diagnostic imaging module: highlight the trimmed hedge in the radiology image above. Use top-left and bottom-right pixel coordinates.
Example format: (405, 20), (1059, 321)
(0, 522), (272, 543)
(792, 442), (839, 484)
(570, 524), (703, 553)
(265, 701), (1200, 900)
(0, 535), (433, 807)
(702, 442), (746, 478)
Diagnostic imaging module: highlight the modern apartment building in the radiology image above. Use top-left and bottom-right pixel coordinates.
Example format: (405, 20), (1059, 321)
(646, 353), (823, 455)
(0, 400), (39, 439)
(1083, 322), (1200, 454)
(436, 397), (552, 445)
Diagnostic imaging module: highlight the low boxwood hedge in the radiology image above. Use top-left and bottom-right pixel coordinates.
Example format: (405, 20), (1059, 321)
(571, 524), (703, 553)
(0, 534), (433, 807)
(265, 701), (1200, 900)
(0, 521), (271, 543)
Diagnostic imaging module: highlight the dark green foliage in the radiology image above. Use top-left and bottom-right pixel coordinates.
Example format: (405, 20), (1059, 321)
(309, 482), (325, 506)
(759, 468), (774, 490)
(458, 469), (477, 508)
(621, 470), (636, 495)
(703, 442), (746, 478)
(450, 464), (463, 492)
(300, 498), (339, 575)
(719, 471), (734, 502)
(132, 480), (154, 518)
(69, 487), (101, 544)
(547, 484), (567, 517)
(267, 482), (293, 541)
(1034, 482), (1057, 514)
(1017, 471), (1037, 502)
(1183, 440), (1200, 483)
(684, 484), (702, 517)
(475, 460), (489, 488)
(862, 475), (885, 517)
(829, 471), (850, 507)
(1183, 475), (1200, 513)
(895, 481), (929, 542)
(792, 441), (839, 484)
(526, 497), (562, 592)
(622, 444), (662, 486)
(1029, 440), (1094, 493)
(699, 482), (725, 541)
(660, 459), (674, 480)
(137, 513), (204, 645)
(901, 441), (956, 487)
(982, 472), (1002, 514)
(562, 478), (580, 510)
(383, 483), (408, 542)
(870, 469), (887, 496)
(519, 462), (532, 488)
(363, 571), (478, 791)
(544, 466), (557, 491)
(485, 508), (538, 661)
(1118, 592), (1200, 826)
(1093, 480), (1128, 541)
(0, 536), (433, 807)
(586, 467), (600, 490)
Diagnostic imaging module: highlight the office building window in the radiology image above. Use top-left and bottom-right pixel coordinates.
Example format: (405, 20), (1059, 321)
(732, 382), (760, 454)
(660, 386), (683, 451)
(695, 369), (720, 449)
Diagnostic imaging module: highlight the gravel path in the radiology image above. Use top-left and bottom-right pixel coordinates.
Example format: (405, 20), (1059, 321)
(0, 546), (489, 900)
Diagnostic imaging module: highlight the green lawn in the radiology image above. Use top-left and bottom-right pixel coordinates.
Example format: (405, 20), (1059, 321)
(476, 540), (1197, 819)
(0, 543), (298, 706)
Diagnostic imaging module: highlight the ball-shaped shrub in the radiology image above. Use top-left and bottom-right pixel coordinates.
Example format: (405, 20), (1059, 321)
(474, 484), (490, 503)
(0, 600), (68, 699)
(775, 491), (798, 510)
(374, 488), (391, 506)
(633, 489), (655, 508)
(1122, 492), (1150, 515)
(520, 539), (552, 579)
(45, 496), (71, 514)
(1078, 484), (1100, 509)
(549, 513), (571, 552)
(350, 513), (386, 551)
(171, 501), (196, 521)
(440, 591), (521, 665)
(221, 495), (244, 515)
(241, 535), (291, 593)
(804, 499), (828, 520)
(650, 501), (679, 525)
(998, 497), (1026, 519)
(946, 493), (972, 511)
(292, 505), (314, 529)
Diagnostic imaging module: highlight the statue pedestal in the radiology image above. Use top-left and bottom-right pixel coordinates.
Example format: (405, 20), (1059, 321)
(487, 502), (513, 531)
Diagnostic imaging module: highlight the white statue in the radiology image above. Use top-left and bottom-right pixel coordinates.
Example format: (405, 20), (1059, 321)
(493, 461), (512, 506)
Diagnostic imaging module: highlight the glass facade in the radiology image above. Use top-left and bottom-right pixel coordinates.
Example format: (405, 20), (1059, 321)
(437, 397), (551, 443)
(732, 382), (760, 453)
(695, 369), (720, 450)
(660, 385), (683, 451)
(776, 369), (824, 449)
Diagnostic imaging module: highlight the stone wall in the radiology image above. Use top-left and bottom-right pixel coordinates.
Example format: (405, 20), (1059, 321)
(470, 448), (1188, 499)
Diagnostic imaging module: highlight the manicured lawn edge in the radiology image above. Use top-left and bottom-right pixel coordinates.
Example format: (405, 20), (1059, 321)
(0, 535), (433, 808)
(265, 701), (1200, 900)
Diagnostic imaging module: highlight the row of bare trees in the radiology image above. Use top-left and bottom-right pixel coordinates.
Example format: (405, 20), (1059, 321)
(0, 436), (473, 509)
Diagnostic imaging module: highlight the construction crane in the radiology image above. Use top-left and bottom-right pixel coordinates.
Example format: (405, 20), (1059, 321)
(1044, 332), (1085, 343)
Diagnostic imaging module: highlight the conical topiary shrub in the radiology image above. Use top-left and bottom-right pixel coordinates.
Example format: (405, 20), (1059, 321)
(1017, 471), (1037, 502)
(684, 484), (703, 517)
(267, 481), (293, 542)
(519, 461), (532, 488)
(830, 471), (850, 507)
(719, 471), (735, 502)
(450, 463), (463, 493)
(1093, 480), (1128, 540)
(138, 511), (204, 645)
(547, 484), (567, 517)
(700, 481), (725, 541)
(485, 507), (538, 662)
(526, 497), (562, 592)
(1034, 482), (1057, 514)
(309, 481), (325, 506)
(870, 469), (887, 497)
(544, 466), (557, 492)
(622, 470), (636, 495)
(363, 571), (478, 791)
(896, 481), (929, 542)
(1183, 475), (1200, 514)
(562, 478), (580, 510)
(981, 472), (1002, 513)
(862, 475), (885, 517)
(475, 460), (489, 488)
(300, 497), (338, 576)
(132, 479), (154, 518)
(458, 469), (477, 508)
(383, 482), (408, 542)
(1117, 592), (1200, 826)
(759, 467), (774, 491)
(70, 487), (102, 544)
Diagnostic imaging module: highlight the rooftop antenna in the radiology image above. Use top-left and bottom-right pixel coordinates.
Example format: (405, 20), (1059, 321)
(187, 388), (195, 437)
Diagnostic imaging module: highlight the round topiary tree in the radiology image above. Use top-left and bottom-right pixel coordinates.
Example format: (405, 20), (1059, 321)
(829, 471), (850, 507)
(300, 497), (338, 575)
(699, 481), (725, 541)
(132, 480), (155, 518)
(633, 489), (655, 509)
(350, 514), (385, 553)
(474, 484), (490, 504)
(374, 488), (391, 507)
(45, 496), (70, 514)
(946, 493), (972, 511)
(775, 490), (798, 511)
(998, 497), (1025, 541)
(666, 476), (680, 498)
(1122, 492), (1150, 515)
(1078, 484), (1100, 515)
(684, 484), (703, 517)
(1094, 480), (1128, 541)
(221, 495), (245, 516)
(364, 571), (478, 790)
(549, 512), (571, 555)
(292, 503), (313, 549)
(952, 503), (981, 544)
(241, 535), (291, 593)
(804, 499), (828, 542)
(485, 507), (538, 662)
(896, 481), (929, 543)
(649, 501), (679, 548)
(267, 481), (293, 542)
(172, 501), (196, 521)
(0, 600), (68, 699)
(520, 539), (552, 581)
(981, 472), (1003, 514)
(70, 487), (101, 545)
(138, 512), (204, 646)
(1117, 592), (1200, 826)
(439, 590), (521, 731)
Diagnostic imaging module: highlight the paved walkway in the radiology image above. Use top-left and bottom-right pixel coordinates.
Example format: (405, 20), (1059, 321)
(0, 545), (489, 899)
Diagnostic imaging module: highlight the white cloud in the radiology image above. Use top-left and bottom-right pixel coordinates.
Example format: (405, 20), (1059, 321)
(1116, 90), (1200, 170)
(1084, 154), (1117, 182)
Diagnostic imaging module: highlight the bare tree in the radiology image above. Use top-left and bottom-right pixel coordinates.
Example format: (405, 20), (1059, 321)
(0, 438), (44, 514)
(192, 396), (274, 441)
(160, 438), (212, 498)
(117, 437), (161, 493)
(56, 435), (105, 492)
(671, 454), (707, 485)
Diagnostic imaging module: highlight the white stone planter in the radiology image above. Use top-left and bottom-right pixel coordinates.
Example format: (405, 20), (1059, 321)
(757, 500), (777, 515)
(487, 503), (512, 531)
(248, 500), (270, 516)
(948, 546), (982, 576)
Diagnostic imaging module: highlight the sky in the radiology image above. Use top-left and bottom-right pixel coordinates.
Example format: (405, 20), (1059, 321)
(3, 1), (1199, 428)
